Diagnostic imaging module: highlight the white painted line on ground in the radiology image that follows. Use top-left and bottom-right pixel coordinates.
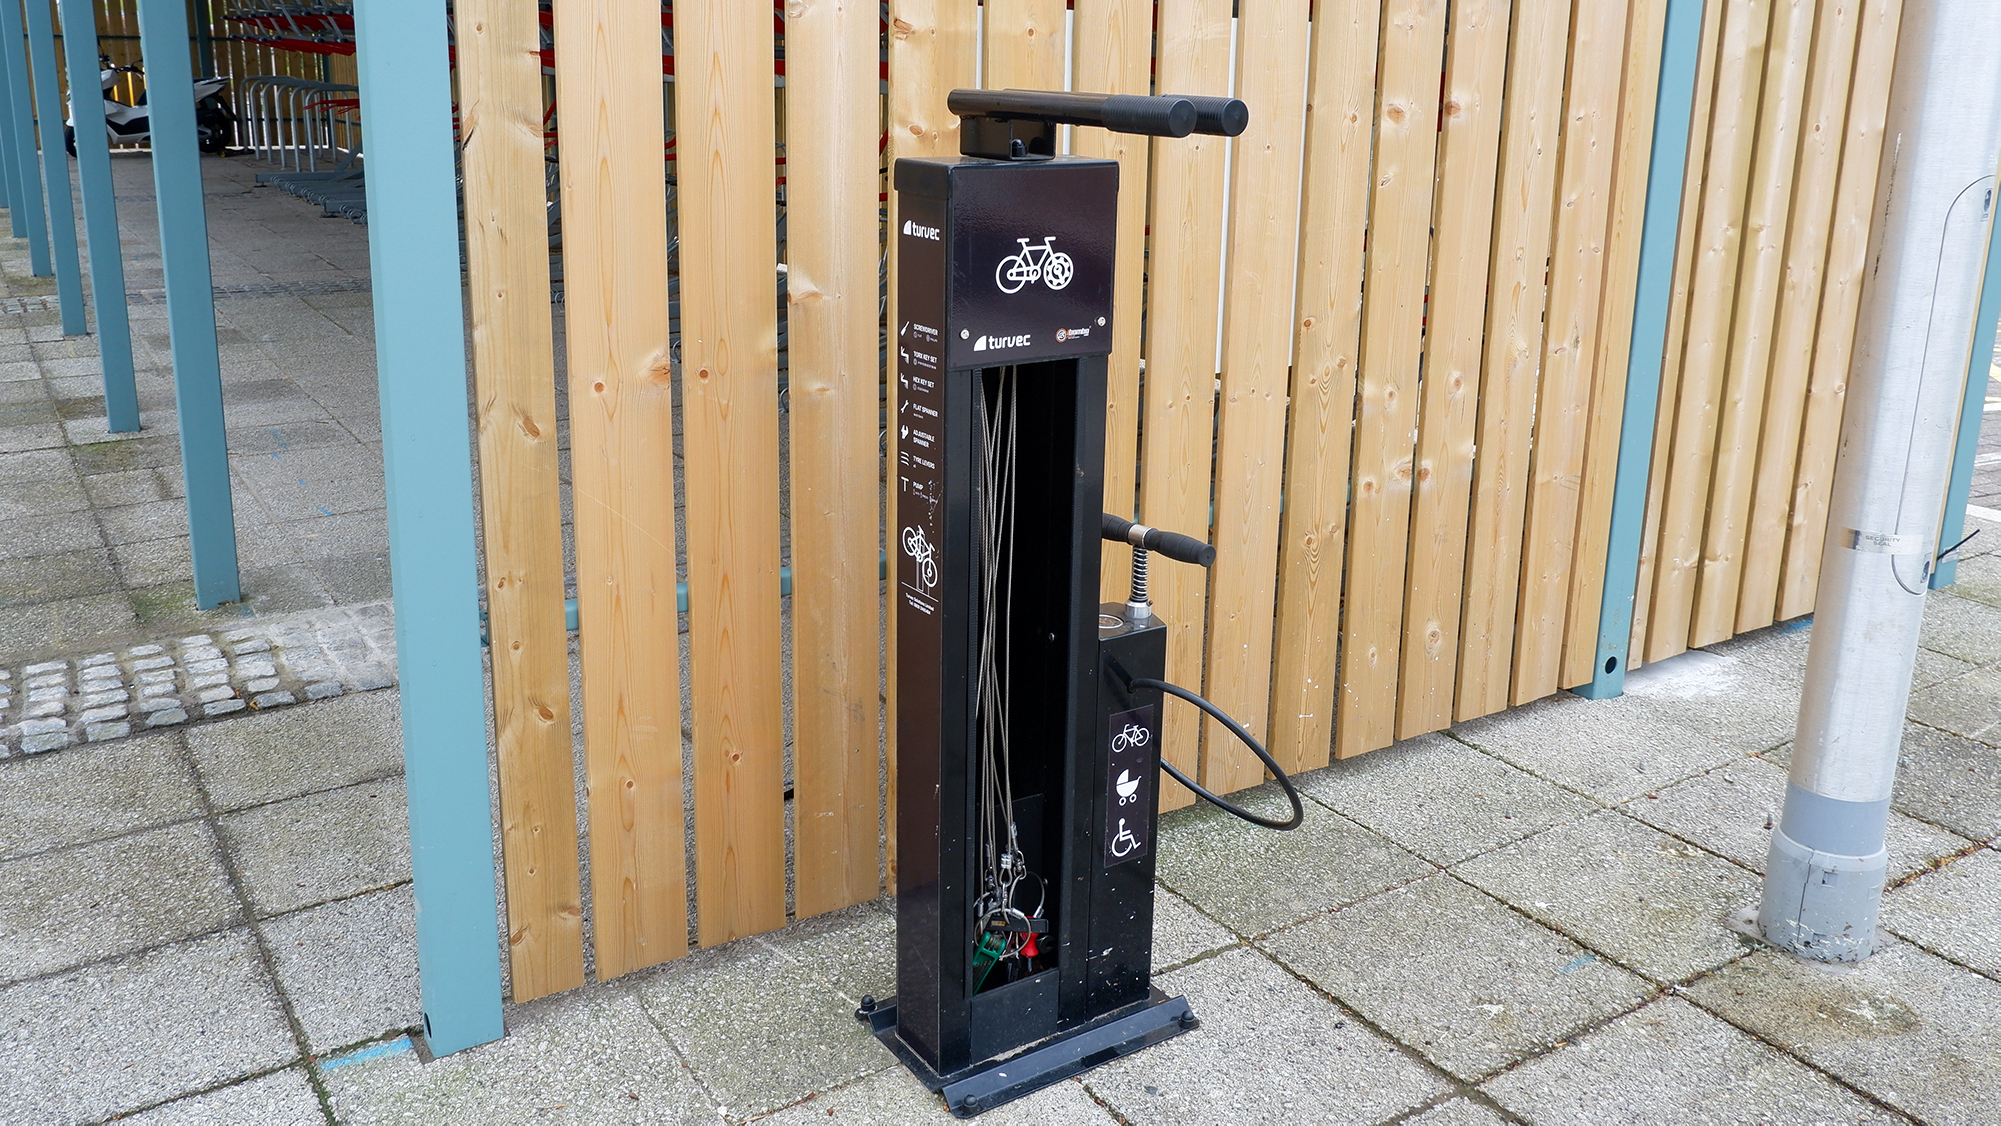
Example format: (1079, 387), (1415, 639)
(1965, 503), (2001, 523)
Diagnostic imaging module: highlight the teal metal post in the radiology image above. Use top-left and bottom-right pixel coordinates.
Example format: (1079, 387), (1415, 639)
(1576, 0), (1706, 700)
(24, 0), (85, 335)
(352, 0), (505, 1055)
(60, 0), (136, 431)
(0, 34), (22, 238)
(1930, 217), (2001, 589)
(135, 0), (238, 607)
(0, 0), (51, 274)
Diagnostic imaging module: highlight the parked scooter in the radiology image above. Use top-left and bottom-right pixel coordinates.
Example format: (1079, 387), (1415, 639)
(64, 56), (235, 155)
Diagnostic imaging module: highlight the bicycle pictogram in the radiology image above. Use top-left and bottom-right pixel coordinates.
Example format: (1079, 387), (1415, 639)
(995, 237), (1076, 294)
(1111, 723), (1150, 753)
(901, 525), (939, 592)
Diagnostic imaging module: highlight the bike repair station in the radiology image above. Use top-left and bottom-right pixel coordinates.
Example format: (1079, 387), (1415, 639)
(858, 89), (1306, 1118)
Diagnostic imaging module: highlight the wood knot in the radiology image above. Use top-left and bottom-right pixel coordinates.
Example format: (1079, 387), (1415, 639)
(592, 381), (606, 393)
(536, 704), (556, 722)
(519, 414), (541, 439)
(1444, 100), (1463, 118)
(1301, 316), (1316, 329)
(1386, 103), (1407, 124)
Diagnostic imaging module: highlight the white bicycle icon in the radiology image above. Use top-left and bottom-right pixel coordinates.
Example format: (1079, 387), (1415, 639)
(1111, 723), (1150, 753)
(901, 525), (938, 591)
(995, 237), (1075, 294)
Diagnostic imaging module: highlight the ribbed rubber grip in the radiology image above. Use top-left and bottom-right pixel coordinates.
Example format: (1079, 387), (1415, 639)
(1100, 94), (1198, 138)
(1101, 513), (1216, 567)
(1171, 95), (1250, 137)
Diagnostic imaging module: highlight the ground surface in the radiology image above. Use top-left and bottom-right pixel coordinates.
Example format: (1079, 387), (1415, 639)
(2, 154), (2000, 1126)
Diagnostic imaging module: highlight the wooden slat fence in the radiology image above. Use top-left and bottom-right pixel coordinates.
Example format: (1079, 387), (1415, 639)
(446, 0), (1905, 1001)
(1633, 0), (1903, 662)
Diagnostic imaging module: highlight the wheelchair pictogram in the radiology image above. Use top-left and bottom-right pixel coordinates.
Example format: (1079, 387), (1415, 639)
(1110, 817), (1141, 858)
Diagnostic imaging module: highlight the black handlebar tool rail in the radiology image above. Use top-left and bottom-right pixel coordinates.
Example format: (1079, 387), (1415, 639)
(859, 90), (1255, 1118)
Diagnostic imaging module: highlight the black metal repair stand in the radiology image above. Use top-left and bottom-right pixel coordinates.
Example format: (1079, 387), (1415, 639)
(858, 89), (1246, 1118)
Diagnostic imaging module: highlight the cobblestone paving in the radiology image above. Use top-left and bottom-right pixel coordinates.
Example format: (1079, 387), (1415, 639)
(0, 601), (394, 757)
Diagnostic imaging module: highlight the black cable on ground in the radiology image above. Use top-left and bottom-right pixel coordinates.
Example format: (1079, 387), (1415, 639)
(1131, 677), (1304, 831)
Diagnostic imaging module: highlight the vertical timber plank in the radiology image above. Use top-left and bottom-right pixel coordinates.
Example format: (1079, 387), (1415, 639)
(677, 0), (788, 947)
(1203, 0), (1312, 793)
(886, 0), (976, 880)
(1074, 0), (1152, 602)
(1396, 0), (1510, 737)
(1334, 0), (1447, 759)
(1735, 0), (1865, 630)
(1689, 0), (1815, 647)
(786, 0), (884, 919)
(552, 0), (688, 978)
(458, 0), (583, 1001)
(984, 0), (1065, 92)
(1138, 0), (1232, 808)
(1559, 0), (1673, 689)
(1777, 0), (1904, 620)
(1455, 0), (1571, 721)
(1510, 0), (1633, 705)
(1642, 0), (1772, 663)
(1270, 0), (1382, 771)
(1629, 0), (1728, 658)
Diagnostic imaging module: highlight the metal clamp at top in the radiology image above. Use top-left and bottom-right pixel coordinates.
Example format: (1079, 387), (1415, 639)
(947, 88), (1248, 161)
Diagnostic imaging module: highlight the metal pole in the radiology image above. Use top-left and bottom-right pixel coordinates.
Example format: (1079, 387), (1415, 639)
(60, 0), (137, 431)
(24, 0), (86, 335)
(1577, 0), (1706, 700)
(135, 0), (238, 607)
(1929, 186), (2001, 590)
(0, 0), (51, 275)
(0, 32), (23, 237)
(352, 0), (506, 1055)
(1759, 0), (2001, 961)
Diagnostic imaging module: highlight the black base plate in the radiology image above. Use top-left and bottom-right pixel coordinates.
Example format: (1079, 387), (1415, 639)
(857, 989), (1197, 1118)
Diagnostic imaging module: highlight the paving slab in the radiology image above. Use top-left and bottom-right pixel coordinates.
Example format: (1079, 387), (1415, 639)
(753, 896), (897, 1003)
(1082, 946), (1450, 1126)
(117, 1068), (325, 1126)
(1263, 873), (1656, 1081)
(0, 820), (239, 984)
(0, 733), (203, 857)
(321, 991), (714, 1126)
(1453, 811), (1760, 983)
(631, 934), (898, 1121)
(218, 777), (411, 917)
(1686, 939), (2001, 1126)
(1406, 1098), (1512, 1126)
(0, 592), (139, 665)
(1944, 552), (2001, 608)
(1920, 591), (2001, 666)
(1624, 756), (1974, 882)
(1907, 664), (2001, 747)
(756, 1066), (1117, 1125)
(1152, 884), (1238, 969)
(1450, 691), (1744, 802)
(1481, 997), (1904, 1125)
(0, 929), (297, 1126)
(185, 690), (403, 810)
(1886, 722), (2001, 841)
(264, 885), (419, 1053)
(1294, 732), (1602, 866)
(1881, 848), (2001, 980)
(1156, 783), (1435, 937)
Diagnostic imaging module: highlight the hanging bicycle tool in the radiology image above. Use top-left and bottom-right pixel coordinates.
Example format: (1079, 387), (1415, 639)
(857, 89), (1251, 1118)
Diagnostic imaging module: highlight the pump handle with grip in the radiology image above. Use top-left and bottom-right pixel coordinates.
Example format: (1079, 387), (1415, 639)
(1102, 513), (1216, 568)
(947, 89), (1249, 139)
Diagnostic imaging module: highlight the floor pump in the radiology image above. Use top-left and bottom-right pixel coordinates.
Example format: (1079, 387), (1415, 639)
(858, 89), (1301, 1117)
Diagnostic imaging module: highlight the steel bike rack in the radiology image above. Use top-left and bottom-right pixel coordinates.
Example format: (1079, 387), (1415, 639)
(858, 87), (1250, 1118)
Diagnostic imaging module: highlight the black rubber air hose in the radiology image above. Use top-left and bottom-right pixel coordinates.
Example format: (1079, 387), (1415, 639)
(1132, 677), (1304, 831)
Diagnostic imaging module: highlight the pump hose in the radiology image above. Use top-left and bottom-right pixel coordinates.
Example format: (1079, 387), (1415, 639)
(1130, 677), (1304, 831)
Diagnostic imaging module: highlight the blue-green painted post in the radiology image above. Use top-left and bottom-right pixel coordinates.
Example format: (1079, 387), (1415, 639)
(352, 0), (505, 1056)
(0, 35), (23, 238)
(59, 0), (136, 431)
(24, 0), (85, 334)
(1576, 0), (1706, 700)
(135, 0), (239, 607)
(1930, 216), (2001, 589)
(0, 0), (51, 274)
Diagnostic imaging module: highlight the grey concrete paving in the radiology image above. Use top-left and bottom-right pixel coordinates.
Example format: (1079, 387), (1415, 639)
(1881, 848), (2001, 979)
(1686, 941), (2001, 1126)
